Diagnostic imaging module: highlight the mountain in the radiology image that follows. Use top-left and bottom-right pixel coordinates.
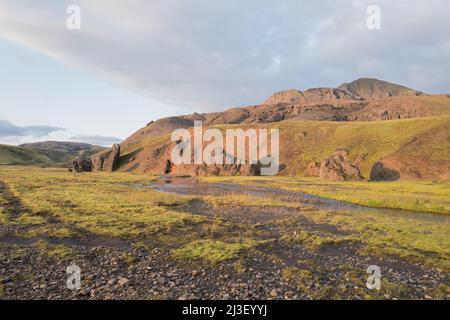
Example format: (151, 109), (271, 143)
(263, 78), (422, 105)
(338, 78), (424, 100)
(0, 144), (55, 165)
(118, 116), (450, 180)
(264, 87), (361, 105)
(116, 78), (450, 180)
(122, 79), (450, 151)
(20, 141), (102, 153)
(0, 141), (105, 166)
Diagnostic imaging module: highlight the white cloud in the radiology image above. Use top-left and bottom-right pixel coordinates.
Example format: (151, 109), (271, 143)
(0, 0), (449, 111)
(0, 118), (64, 138)
(70, 134), (122, 146)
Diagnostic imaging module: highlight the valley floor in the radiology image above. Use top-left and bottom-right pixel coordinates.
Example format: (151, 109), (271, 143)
(0, 166), (448, 300)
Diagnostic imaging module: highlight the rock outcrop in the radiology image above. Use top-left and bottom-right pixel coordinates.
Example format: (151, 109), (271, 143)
(319, 149), (364, 181)
(192, 163), (259, 176)
(72, 157), (92, 173)
(264, 88), (361, 105)
(92, 156), (105, 172)
(102, 144), (121, 171)
(370, 161), (400, 181)
(119, 138), (260, 177)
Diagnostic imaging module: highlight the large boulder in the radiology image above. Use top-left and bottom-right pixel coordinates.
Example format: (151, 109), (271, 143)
(92, 156), (105, 172)
(72, 157), (92, 173)
(319, 149), (364, 181)
(102, 144), (121, 171)
(370, 161), (400, 181)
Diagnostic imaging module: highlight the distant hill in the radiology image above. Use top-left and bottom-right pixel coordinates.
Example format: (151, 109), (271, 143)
(0, 144), (54, 165)
(20, 141), (102, 153)
(0, 141), (105, 166)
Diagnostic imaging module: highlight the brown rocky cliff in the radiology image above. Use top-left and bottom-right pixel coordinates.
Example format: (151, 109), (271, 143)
(90, 144), (120, 172)
(102, 144), (121, 171)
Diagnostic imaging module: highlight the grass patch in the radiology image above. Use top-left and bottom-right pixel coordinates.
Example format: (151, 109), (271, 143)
(9, 214), (47, 226)
(0, 166), (205, 239)
(297, 209), (450, 270)
(282, 267), (315, 291)
(0, 208), (7, 224)
(172, 239), (266, 264)
(282, 229), (360, 251)
(202, 176), (450, 214)
(34, 240), (73, 258)
(203, 194), (304, 209)
(20, 226), (75, 238)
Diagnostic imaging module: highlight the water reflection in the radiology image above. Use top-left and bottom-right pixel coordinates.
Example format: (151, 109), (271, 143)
(130, 178), (449, 223)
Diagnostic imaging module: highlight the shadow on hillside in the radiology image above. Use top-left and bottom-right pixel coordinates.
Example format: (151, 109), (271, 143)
(118, 147), (143, 170)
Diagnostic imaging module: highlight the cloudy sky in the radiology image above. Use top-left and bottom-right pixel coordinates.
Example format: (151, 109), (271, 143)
(0, 0), (449, 146)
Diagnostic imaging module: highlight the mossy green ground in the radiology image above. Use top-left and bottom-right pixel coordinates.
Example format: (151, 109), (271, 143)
(0, 144), (53, 165)
(202, 176), (450, 214)
(1, 166), (449, 273)
(172, 239), (269, 264)
(0, 166), (267, 264)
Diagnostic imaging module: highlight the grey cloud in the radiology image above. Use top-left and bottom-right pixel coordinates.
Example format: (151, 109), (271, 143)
(70, 134), (122, 146)
(0, 0), (449, 110)
(0, 119), (64, 138)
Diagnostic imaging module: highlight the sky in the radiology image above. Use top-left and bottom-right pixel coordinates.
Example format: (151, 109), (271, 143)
(0, 0), (449, 146)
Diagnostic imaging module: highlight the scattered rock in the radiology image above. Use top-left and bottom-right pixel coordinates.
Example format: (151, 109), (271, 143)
(370, 161), (400, 181)
(319, 149), (363, 181)
(117, 277), (129, 286)
(72, 157), (92, 173)
(270, 289), (279, 298)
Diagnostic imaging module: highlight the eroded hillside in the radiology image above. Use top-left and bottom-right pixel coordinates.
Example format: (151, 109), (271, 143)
(115, 78), (450, 180)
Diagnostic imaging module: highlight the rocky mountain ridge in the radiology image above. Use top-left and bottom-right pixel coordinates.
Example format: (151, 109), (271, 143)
(63, 78), (450, 180)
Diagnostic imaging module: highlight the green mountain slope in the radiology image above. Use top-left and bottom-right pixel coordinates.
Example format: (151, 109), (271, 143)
(118, 116), (450, 180)
(278, 116), (449, 178)
(0, 144), (53, 165)
(0, 141), (105, 166)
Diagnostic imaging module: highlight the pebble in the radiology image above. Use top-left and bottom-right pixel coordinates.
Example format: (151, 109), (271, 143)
(117, 277), (129, 286)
